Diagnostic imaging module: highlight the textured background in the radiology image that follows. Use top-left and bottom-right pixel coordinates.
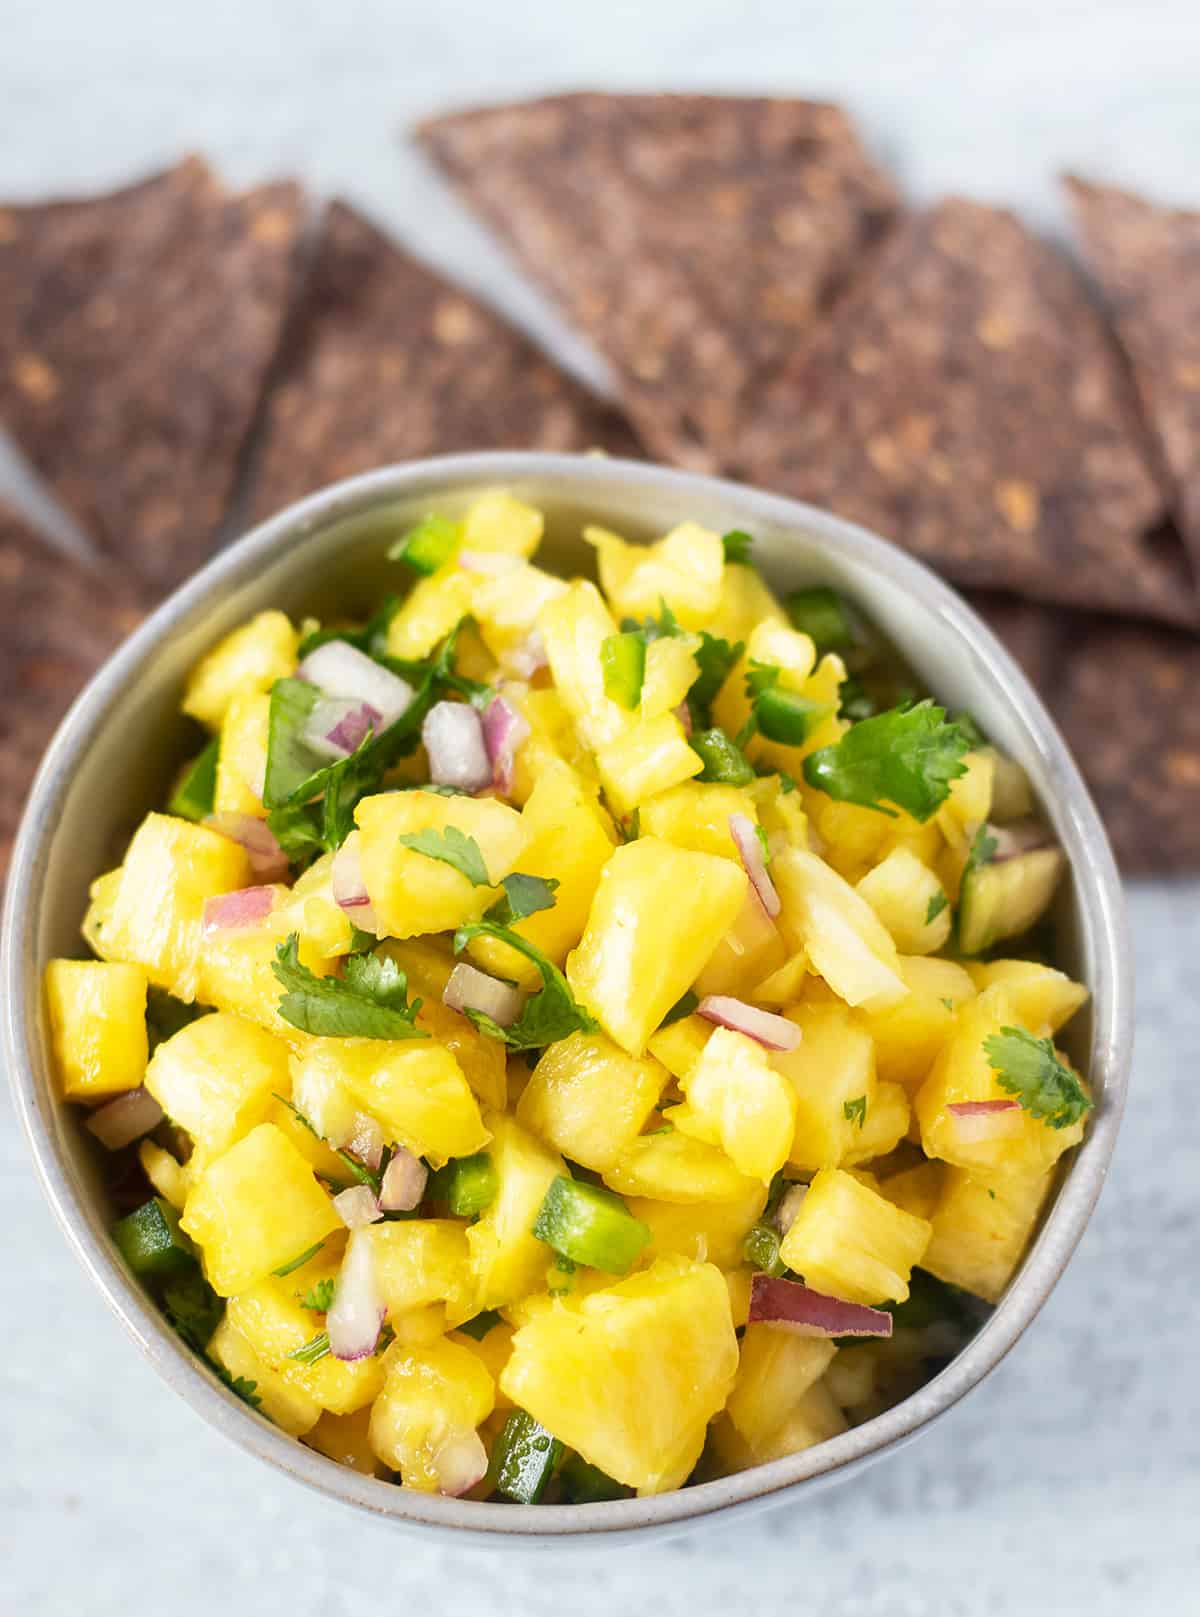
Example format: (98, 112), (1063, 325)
(3, 4), (1199, 1612)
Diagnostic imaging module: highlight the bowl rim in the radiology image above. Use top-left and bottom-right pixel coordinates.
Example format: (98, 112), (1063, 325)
(2, 451), (1133, 1544)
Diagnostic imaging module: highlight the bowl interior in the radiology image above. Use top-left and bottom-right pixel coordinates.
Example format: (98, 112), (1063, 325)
(5, 453), (1130, 1543)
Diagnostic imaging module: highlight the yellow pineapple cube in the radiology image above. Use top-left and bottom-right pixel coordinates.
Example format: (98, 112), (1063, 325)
(265, 1094), (354, 1184)
(273, 850), (355, 964)
(674, 1026), (798, 1184)
(538, 580), (629, 748)
(750, 773), (810, 851)
(879, 1159), (945, 1222)
(377, 939), (508, 1111)
(506, 685), (597, 804)
(967, 959), (1088, 1036)
(773, 1002), (876, 1171)
(804, 797), (893, 880)
(472, 565), (568, 670)
(937, 750), (995, 847)
(500, 1256), (738, 1493)
(704, 560), (788, 645)
(182, 609), (298, 731)
(85, 814), (254, 999)
(182, 1123), (341, 1297)
(139, 1139), (188, 1209)
(754, 950), (810, 1007)
(646, 1013), (712, 1080)
(594, 713), (702, 816)
(587, 522), (725, 631)
(361, 1220), (471, 1319)
(567, 837), (747, 1054)
(456, 1112), (564, 1323)
(856, 847), (951, 955)
(461, 490), (544, 557)
(145, 1011), (289, 1156)
(915, 987), (1087, 1180)
(602, 1129), (761, 1205)
(841, 1080), (911, 1167)
(626, 1182), (767, 1269)
(726, 1324), (837, 1453)
(208, 1315), (321, 1436)
(226, 1270), (384, 1414)
(640, 633), (701, 719)
(45, 959), (148, 1099)
(194, 885), (334, 1035)
(305, 1407), (386, 1475)
(751, 1377), (848, 1462)
(712, 620), (817, 748)
(639, 781), (759, 860)
(862, 955), (977, 1091)
(355, 790), (526, 939)
(922, 1164), (1054, 1303)
(292, 1039), (488, 1167)
(369, 1337), (495, 1492)
(694, 890), (787, 999)
(385, 567), (476, 661)
(779, 1167), (931, 1305)
(450, 1318), (516, 1408)
(516, 1031), (667, 1172)
(773, 848), (907, 1012)
(213, 690), (271, 816)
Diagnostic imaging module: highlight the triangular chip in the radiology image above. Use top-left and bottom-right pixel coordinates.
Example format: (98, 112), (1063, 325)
(0, 159), (305, 596)
(418, 93), (898, 471)
(736, 200), (1190, 625)
(0, 511), (143, 877)
(249, 200), (638, 523)
(1066, 175), (1200, 571)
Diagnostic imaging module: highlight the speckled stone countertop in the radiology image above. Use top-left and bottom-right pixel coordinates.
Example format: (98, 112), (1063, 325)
(3, 5), (1198, 1611)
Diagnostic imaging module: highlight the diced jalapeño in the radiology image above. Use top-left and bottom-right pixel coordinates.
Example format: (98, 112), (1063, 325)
(113, 1196), (195, 1279)
(388, 513), (460, 575)
(742, 1221), (786, 1277)
(558, 1453), (629, 1503)
(168, 738), (219, 823)
(428, 1151), (497, 1218)
(533, 1175), (651, 1275)
(489, 1408), (564, 1504)
(690, 727), (755, 786)
(785, 586), (857, 654)
(600, 631), (646, 710)
(753, 686), (833, 746)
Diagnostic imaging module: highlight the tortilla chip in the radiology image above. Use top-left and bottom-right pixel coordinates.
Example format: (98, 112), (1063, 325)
(736, 200), (1190, 626)
(249, 200), (638, 522)
(0, 159), (305, 596)
(0, 511), (143, 878)
(1065, 175), (1200, 572)
(418, 93), (898, 471)
(971, 590), (1200, 872)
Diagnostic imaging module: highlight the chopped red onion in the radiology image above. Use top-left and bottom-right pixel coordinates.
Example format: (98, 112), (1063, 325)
(507, 629), (547, 679)
(205, 812), (289, 883)
(729, 813), (781, 918)
(379, 1146), (429, 1213)
(458, 549), (522, 576)
(431, 1430), (489, 1497)
(422, 700), (492, 793)
(333, 1184), (383, 1230)
(443, 961), (524, 1029)
(85, 1087), (164, 1151)
(348, 1113), (385, 1172)
(773, 1183), (808, 1237)
(748, 1274), (893, 1339)
(301, 696), (381, 761)
(326, 1231), (386, 1360)
(201, 885), (276, 933)
(298, 640), (414, 729)
(481, 696), (530, 796)
(330, 838), (379, 934)
(674, 700), (693, 738)
(947, 1098), (1023, 1144)
(697, 995), (800, 1052)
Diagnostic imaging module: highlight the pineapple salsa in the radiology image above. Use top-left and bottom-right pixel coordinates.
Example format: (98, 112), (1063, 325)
(44, 491), (1094, 1501)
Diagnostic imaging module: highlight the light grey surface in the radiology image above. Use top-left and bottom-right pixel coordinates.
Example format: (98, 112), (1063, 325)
(2, 2), (1198, 1611)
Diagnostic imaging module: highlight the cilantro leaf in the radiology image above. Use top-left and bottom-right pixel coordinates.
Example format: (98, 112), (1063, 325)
(486, 873), (560, 927)
(300, 1278), (336, 1313)
(272, 935), (427, 1040)
(287, 1331), (331, 1366)
(802, 700), (971, 821)
(213, 1365), (264, 1411)
(169, 738), (219, 822)
(843, 1095), (868, 1128)
(660, 989), (699, 1028)
(620, 600), (683, 643)
(983, 1027), (1093, 1130)
(397, 825), (492, 887)
(722, 530), (756, 566)
(457, 1309), (502, 1341)
(964, 823), (999, 876)
(687, 631), (743, 727)
(925, 891), (949, 924)
(272, 1240), (326, 1277)
(453, 920), (598, 1052)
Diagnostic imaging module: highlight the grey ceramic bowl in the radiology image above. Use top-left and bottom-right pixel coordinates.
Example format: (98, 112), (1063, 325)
(3, 452), (1132, 1546)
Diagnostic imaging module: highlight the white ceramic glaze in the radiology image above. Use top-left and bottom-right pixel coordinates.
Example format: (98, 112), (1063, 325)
(1, 454), (1133, 1546)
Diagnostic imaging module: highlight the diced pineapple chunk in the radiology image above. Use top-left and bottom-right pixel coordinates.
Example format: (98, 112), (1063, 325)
(361, 1220), (471, 1320)
(674, 1026), (798, 1184)
(538, 580), (629, 748)
(773, 848), (908, 1012)
(506, 685), (597, 805)
(967, 960), (1088, 1036)
(226, 1271), (384, 1414)
(750, 1377), (848, 1463)
(938, 750), (995, 846)
(194, 885), (333, 1035)
(182, 610), (298, 731)
(213, 690), (270, 816)
(209, 1315), (321, 1436)
(567, 837), (747, 1054)
(273, 850), (356, 964)
(145, 1011), (289, 1155)
(639, 781), (759, 860)
(726, 1325), (837, 1454)
(879, 1159), (944, 1222)
(640, 633), (701, 719)
(138, 1139), (188, 1209)
(182, 1123), (341, 1297)
(804, 797), (894, 880)
(45, 959), (148, 1099)
(500, 1257), (738, 1493)
(385, 567), (476, 661)
(646, 1013), (712, 1080)
(594, 713), (702, 816)
(703, 559), (788, 644)
(378, 939), (508, 1111)
(915, 987), (1087, 1180)
(856, 847), (951, 955)
(292, 1039), (488, 1167)
(753, 950), (810, 1007)
(85, 814), (254, 1000)
(461, 490), (544, 557)
(305, 1407), (386, 1475)
(602, 1129), (761, 1204)
(369, 1338), (495, 1492)
(779, 1168), (931, 1305)
(626, 1182), (766, 1269)
(355, 790), (526, 939)
(862, 955), (977, 1091)
(450, 1318), (516, 1407)
(472, 565), (568, 670)
(841, 1081), (911, 1167)
(921, 1164), (1054, 1303)
(455, 1113), (564, 1323)
(694, 890), (787, 1000)
(587, 522), (725, 631)
(712, 620), (818, 748)
(772, 1002), (876, 1171)
(516, 1032), (667, 1172)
